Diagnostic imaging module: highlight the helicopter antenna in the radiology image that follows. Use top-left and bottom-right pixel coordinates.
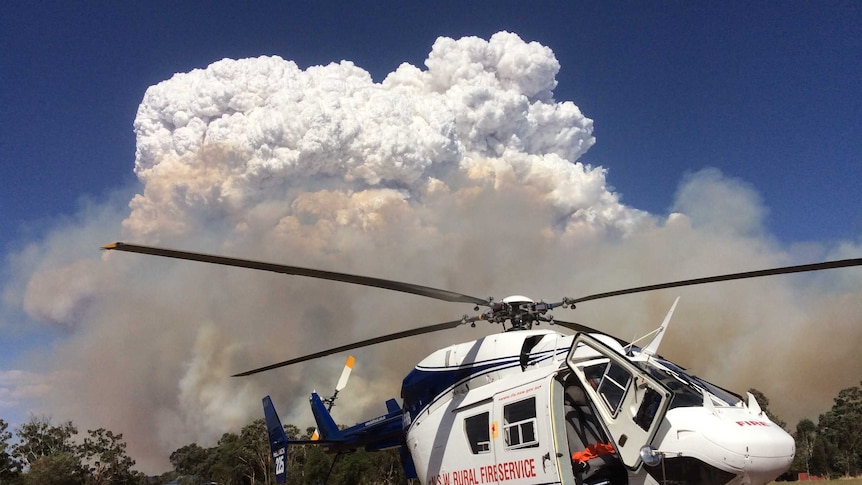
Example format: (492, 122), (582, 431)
(624, 329), (652, 354)
(642, 296), (679, 357)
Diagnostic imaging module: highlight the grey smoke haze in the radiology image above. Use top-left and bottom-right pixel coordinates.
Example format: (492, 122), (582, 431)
(4, 32), (860, 472)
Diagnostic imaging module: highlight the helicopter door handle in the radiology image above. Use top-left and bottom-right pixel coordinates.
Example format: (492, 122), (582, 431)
(542, 452), (551, 471)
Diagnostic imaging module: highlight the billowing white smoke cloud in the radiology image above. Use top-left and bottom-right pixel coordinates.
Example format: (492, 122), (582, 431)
(127, 32), (637, 245)
(5, 32), (861, 472)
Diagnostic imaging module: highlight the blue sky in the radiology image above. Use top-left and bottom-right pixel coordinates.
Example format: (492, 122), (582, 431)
(0, 1), (860, 468)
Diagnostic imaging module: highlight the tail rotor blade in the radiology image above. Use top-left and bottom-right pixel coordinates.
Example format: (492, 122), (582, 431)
(335, 355), (355, 392)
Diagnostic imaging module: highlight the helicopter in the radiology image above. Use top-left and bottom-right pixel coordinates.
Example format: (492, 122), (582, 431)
(102, 242), (862, 485)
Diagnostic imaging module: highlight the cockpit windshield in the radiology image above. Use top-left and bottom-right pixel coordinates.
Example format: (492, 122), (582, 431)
(638, 358), (743, 409)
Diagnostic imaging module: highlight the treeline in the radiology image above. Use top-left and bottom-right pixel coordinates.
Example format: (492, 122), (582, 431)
(0, 416), (405, 485)
(0, 416), (141, 484)
(784, 382), (862, 479)
(165, 422), (405, 485)
(1, 382), (860, 484)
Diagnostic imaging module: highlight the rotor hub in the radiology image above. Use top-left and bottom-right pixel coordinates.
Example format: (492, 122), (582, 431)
(480, 295), (555, 331)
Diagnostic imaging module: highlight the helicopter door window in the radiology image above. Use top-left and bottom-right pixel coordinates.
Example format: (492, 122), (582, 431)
(503, 397), (539, 449)
(596, 362), (632, 417)
(464, 412), (491, 454)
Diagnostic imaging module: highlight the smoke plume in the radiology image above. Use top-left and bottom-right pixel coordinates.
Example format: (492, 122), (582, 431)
(4, 32), (860, 472)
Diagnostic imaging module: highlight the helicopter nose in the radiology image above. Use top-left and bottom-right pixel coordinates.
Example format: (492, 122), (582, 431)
(701, 414), (795, 483)
(661, 407), (795, 484)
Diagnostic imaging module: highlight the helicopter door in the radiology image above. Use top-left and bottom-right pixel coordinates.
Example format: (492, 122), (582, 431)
(565, 333), (671, 471)
(490, 381), (559, 485)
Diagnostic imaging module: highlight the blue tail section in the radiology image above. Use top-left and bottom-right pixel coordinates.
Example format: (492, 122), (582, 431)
(310, 392), (342, 440)
(263, 396), (288, 484)
(264, 393), (411, 481)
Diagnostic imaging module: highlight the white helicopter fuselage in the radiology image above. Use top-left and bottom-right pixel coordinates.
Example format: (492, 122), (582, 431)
(401, 329), (794, 485)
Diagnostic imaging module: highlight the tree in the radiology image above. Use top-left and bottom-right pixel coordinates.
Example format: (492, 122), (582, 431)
(368, 449), (406, 485)
(22, 452), (86, 485)
(80, 428), (137, 484)
(169, 443), (211, 483)
(301, 446), (332, 485)
(791, 418), (816, 476)
(333, 450), (371, 485)
(207, 433), (241, 484)
(12, 416), (79, 468)
(818, 383), (862, 477)
(10, 417), (145, 485)
(237, 419), (273, 485)
(0, 419), (20, 482)
(169, 421), (273, 485)
(809, 433), (830, 477)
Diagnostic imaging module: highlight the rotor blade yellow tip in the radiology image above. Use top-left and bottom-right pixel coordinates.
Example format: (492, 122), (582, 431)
(101, 242), (121, 250)
(346, 355), (355, 369)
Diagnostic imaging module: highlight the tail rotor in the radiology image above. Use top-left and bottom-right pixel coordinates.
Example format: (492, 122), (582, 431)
(311, 355), (355, 440)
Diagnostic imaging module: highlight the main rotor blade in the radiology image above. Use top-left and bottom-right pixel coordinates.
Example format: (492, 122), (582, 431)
(232, 317), (478, 377)
(564, 258), (862, 305)
(550, 319), (605, 335)
(102, 242), (488, 306)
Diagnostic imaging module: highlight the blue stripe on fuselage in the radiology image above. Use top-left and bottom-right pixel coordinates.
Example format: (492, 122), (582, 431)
(401, 348), (566, 424)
